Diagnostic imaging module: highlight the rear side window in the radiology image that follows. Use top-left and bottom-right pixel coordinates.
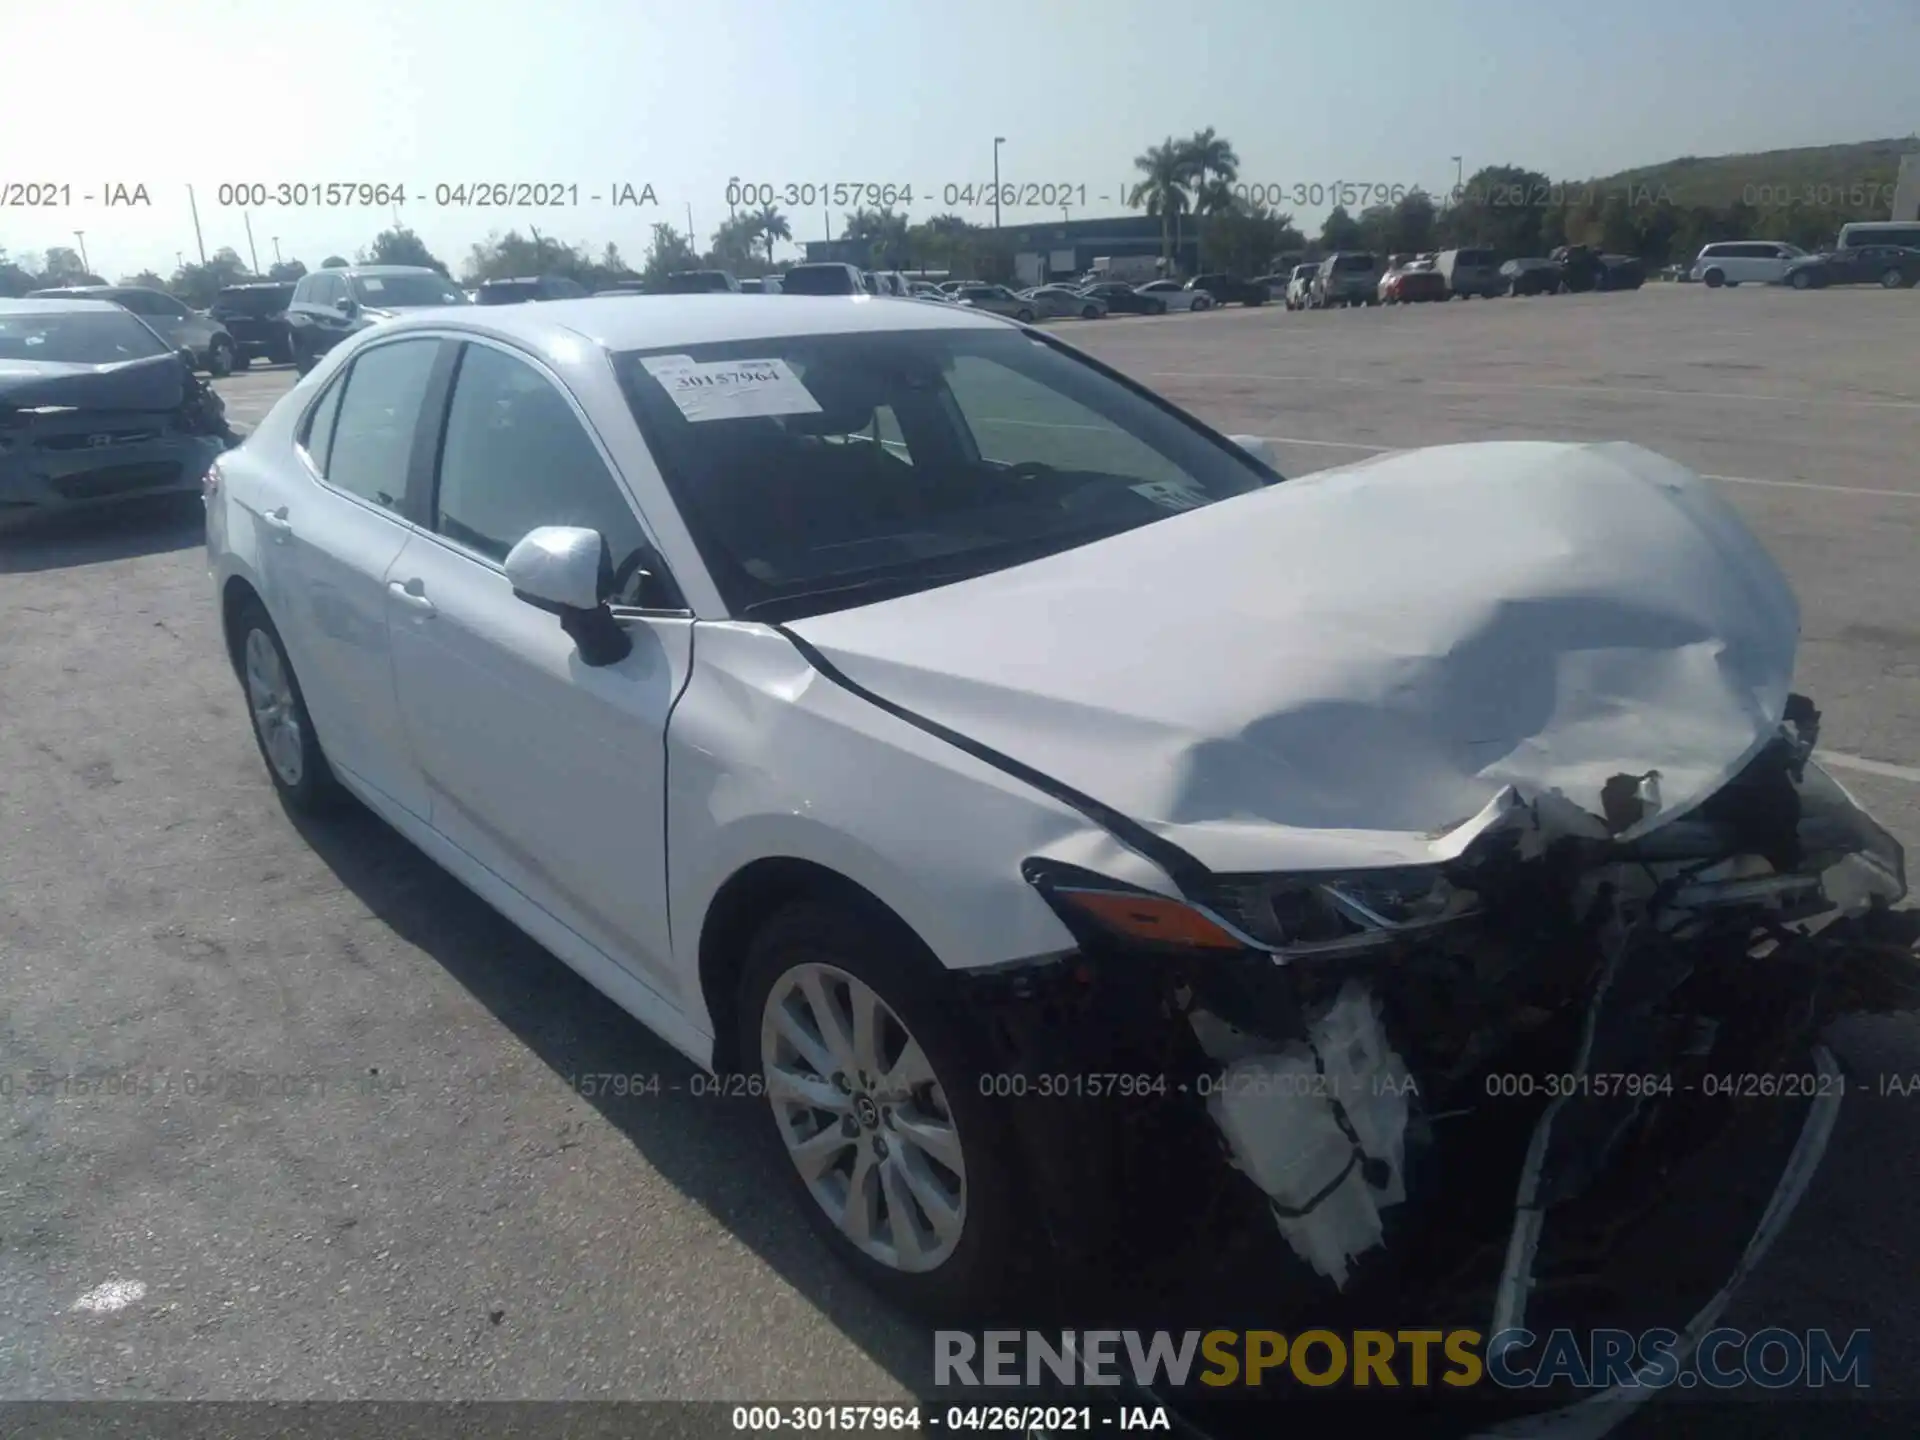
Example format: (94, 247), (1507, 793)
(1456, 249), (1496, 267)
(324, 338), (441, 512)
(298, 375), (345, 473)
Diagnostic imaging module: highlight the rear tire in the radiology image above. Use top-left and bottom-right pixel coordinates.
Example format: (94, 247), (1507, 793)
(207, 337), (235, 378)
(738, 900), (1037, 1321)
(1880, 268), (1906, 289)
(232, 598), (341, 814)
(1016, 308), (1035, 324)
(1703, 269), (1725, 288)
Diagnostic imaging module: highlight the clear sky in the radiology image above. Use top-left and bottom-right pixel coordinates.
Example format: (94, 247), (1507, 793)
(3, 0), (1916, 281)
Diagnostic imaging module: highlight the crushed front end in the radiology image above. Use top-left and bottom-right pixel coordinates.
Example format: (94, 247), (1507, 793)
(961, 697), (1916, 1435)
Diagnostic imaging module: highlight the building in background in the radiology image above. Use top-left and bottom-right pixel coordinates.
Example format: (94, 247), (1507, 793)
(803, 214), (1200, 284)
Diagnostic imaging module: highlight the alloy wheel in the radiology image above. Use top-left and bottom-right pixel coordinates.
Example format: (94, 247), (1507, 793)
(761, 962), (967, 1273)
(244, 628), (304, 788)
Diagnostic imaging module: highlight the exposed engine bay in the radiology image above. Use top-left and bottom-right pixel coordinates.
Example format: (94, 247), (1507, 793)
(967, 694), (1915, 1426)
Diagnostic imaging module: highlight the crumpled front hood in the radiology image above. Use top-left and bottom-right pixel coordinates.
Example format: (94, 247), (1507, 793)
(0, 353), (190, 413)
(787, 441), (1802, 873)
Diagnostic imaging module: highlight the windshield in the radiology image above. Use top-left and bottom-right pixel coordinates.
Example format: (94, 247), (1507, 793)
(0, 309), (170, 365)
(615, 328), (1279, 621)
(351, 273), (468, 307)
(476, 281), (539, 304)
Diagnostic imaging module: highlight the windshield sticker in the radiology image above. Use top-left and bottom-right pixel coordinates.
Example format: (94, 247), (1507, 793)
(641, 355), (823, 422)
(1131, 481), (1210, 511)
(359, 277), (384, 292)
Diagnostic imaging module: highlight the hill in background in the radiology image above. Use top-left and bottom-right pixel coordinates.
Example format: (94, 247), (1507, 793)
(1588, 137), (1916, 211)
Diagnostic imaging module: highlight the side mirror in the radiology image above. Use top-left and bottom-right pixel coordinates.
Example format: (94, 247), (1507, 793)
(1229, 434), (1276, 466)
(504, 526), (633, 666)
(338, 297), (358, 317)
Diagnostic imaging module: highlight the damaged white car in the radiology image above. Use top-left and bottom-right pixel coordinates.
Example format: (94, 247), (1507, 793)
(207, 298), (1915, 1428)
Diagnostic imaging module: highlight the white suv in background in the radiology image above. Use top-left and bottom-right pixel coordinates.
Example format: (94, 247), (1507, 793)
(1690, 241), (1805, 287)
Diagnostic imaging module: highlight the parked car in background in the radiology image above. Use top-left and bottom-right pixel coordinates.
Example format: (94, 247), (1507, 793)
(1136, 279), (1212, 311)
(780, 264), (866, 296)
(27, 284), (239, 376)
(1313, 251), (1383, 307)
(1551, 245), (1606, 293)
(1250, 274), (1291, 302)
(1500, 258), (1563, 296)
(1380, 261), (1447, 304)
(865, 272), (912, 297)
(595, 282), (651, 296)
(1021, 286), (1107, 320)
(1597, 254), (1645, 290)
(1655, 263), (1693, 283)
(1836, 221), (1920, 251)
(953, 284), (1037, 322)
(909, 282), (947, 299)
(658, 270), (741, 295)
(1283, 264), (1318, 310)
(285, 265), (470, 374)
(0, 297), (237, 525)
(1187, 273), (1267, 306)
(1435, 248), (1503, 299)
(739, 279), (764, 294)
(475, 275), (591, 305)
(1078, 282), (1167, 315)
(209, 282), (297, 368)
(1781, 245), (1920, 290)
(1689, 241), (1803, 288)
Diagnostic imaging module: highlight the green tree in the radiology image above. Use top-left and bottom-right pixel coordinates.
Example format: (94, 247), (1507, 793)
(362, 226), (450, 275)
(1388, 190), (1439, 254)
(169, 248), (253, 307)
(1319, 205), (1363, 251)
(1181, 127), (1240, 196)
(121, 269), (168, 289)
(268, 259), (308, 281)
(1128, 138), (1193, 270)
(38, 246), (91, 284)
(706, 214), (763, 272)
(1442, 165), (1553, 255)
(749, 204), (791, 266)
(320, 255), (350, 268)
(640, 224), (701, 285)
(841, 207), (910, 268)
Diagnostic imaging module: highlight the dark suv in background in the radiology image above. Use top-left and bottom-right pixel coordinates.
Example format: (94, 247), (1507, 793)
(474, 274), (590, 305)
(1186, 273), (1268, 306)
(209, 282), (296, 368)
(284, 265), (469, 373)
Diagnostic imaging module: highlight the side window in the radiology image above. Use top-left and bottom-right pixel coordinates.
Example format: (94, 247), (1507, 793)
(114, 291), (158, 315)
(324, 339), (440, 512)
(944, 353), (1189, 487)
(433, 344), (665, 605)
(151, 293), (191, 318)
(292, 277), (312, 305)
(298, 374), (346, 473)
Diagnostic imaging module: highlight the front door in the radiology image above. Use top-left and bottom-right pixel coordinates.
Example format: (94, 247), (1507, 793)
(386, 338), (692, 993)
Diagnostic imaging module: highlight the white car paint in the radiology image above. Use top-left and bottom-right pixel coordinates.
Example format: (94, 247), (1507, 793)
(211, 295), (1836, 1053)
(1135, 281), (1212, 312)
(1690, 240), (1804, 286)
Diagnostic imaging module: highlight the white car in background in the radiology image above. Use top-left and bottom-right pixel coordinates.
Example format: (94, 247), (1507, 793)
(1135, 278), (1212, 311)
(1283, 264), (1318, 310)
(1690, 240), (1805, 287)
(202, 296), (1911, 1401)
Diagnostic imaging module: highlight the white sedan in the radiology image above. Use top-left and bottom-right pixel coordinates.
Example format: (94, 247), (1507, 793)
(205, 295), (1911, 1353)
(1135, 278), (1214, 311)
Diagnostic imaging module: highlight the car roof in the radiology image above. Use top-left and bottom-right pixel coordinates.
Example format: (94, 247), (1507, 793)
(0, 296), (132, 315)
(221, 281), (293, 289)
(26, 284), (135, 295)
(318, 265), (444, 277)
(367, 293), (1015, 352)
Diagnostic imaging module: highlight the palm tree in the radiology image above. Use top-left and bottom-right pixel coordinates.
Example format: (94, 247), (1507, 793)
(1129, 139), (1193, 269)
(751, 204), (791, 266)
(1182, 128), (1240, 192)
(922, 213), (973, 271)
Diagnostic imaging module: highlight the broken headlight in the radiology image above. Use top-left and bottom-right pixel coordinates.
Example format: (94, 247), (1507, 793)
(1022, 858), (1481, 958)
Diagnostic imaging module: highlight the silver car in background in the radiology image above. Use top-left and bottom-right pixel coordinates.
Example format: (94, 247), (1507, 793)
(1020, 286), (1108, 320)
(24, 284), (239, 376)
(952, 284), (1037, 322)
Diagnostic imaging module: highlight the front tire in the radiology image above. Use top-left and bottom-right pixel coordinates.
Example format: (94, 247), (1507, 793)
(233, 598), (340, 813)
(1703, 269), (1725, 288)
(739, 901), (1034, 1320)
(1881, 268), (1906, 289)
(1790, 270), (1813, 290)
(207, 337), (235, 378)
(1016, 308), (1035, 324)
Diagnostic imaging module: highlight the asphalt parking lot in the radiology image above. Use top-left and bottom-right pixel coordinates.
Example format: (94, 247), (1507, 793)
(3, 287), (1917, 1429)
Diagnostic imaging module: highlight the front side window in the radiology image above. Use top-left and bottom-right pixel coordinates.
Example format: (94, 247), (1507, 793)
(0, 309), (168, 364)
(432, 343), (662, 605)
(615, 327), (1277, 620)
(324, 338), (441, 511)
(352, 273), (467, 307)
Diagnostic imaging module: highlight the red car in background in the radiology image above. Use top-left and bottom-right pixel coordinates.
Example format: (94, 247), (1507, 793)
(1380, 260), (1448, 303)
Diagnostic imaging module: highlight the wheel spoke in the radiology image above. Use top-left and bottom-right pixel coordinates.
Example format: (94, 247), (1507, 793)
(880, 1158), (927, 1265)
(882, 1038), (937, 1094)
(848, 980), (886, 1077)
(892, 1148), (964, 1246)
(798, 969), (857, 1073)
(844, 1146), (880, 1245)
(787, 1122), (854, 1183)
(767, 1064), (848, 1114)
(771, 996), (839, 1081)
(891, 1111), (964, 1178)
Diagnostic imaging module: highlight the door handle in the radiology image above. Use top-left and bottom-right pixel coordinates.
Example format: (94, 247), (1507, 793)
(388, 579), (436, 615)
(260, 506), (292, 538)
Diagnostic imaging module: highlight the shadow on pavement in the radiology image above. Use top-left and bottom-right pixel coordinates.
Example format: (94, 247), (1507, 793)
(282, 795), (937, 1397)
(0, 492), (205, 574)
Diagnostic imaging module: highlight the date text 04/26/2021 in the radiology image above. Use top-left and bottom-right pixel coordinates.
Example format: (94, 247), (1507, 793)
(729, 1406), (1170, 1432)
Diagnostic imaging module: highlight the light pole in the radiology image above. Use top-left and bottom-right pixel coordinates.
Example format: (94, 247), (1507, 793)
(243, 212), (260, 274)
(993, 137), (1006, 230)
(72, 230), (89, 273)
(272, 236), (282, 265)
(1451, 155), (1464, 200)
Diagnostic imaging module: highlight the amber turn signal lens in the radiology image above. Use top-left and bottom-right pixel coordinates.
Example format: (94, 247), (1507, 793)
(1054, 888), (1246, 950)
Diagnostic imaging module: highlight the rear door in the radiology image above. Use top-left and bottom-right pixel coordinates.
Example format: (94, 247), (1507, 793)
(385, 338), (693, 995)
(266, 335), (446, 817)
